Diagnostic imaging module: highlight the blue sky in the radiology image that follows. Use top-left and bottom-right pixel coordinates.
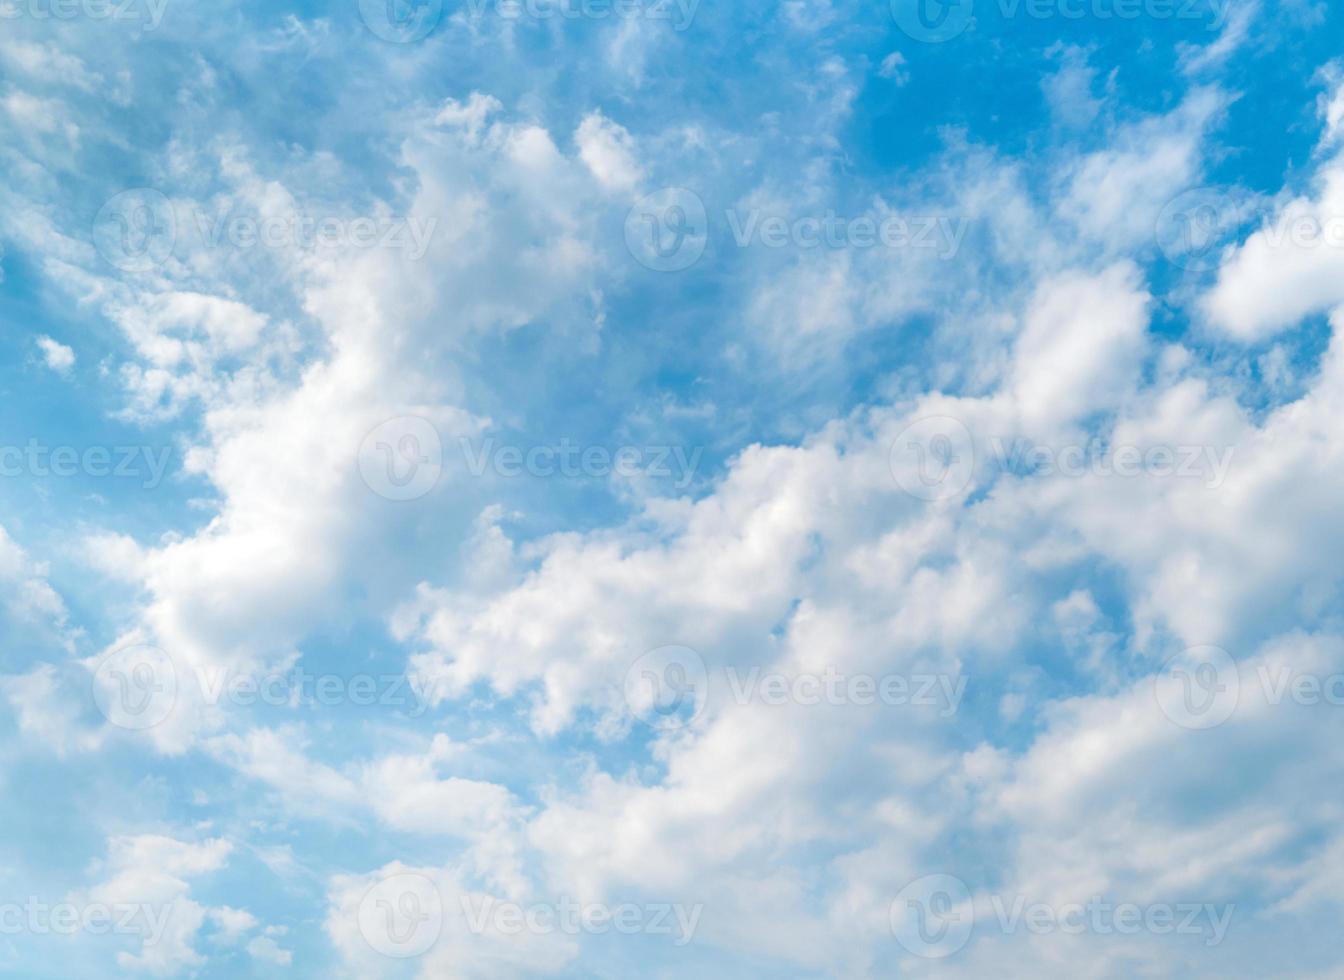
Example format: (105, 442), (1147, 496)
(2, 0), (1344, 976)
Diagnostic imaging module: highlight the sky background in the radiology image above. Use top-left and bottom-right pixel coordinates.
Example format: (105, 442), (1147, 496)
(2, 0), (1344, 976)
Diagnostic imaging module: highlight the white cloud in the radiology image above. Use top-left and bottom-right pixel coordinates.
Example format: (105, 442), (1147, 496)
(1201, 155), (1344, 340)
(77, 835), (232, 976)
(575, 111), (644, 192)
(36, 335), (74, 374)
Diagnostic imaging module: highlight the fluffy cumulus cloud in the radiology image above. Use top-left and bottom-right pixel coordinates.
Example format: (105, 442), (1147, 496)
(1, 1), (1343, 978)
